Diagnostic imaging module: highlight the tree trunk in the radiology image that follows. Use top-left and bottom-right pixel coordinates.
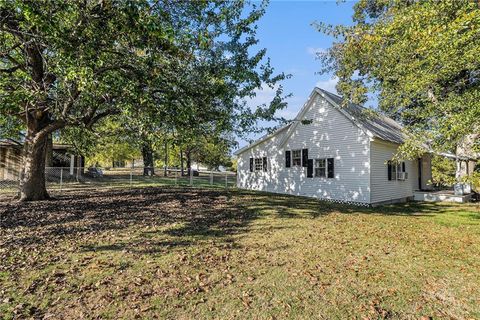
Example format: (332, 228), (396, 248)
(20, 126), (50, 201)
(164, 141), (168, 177)
(186, 149), (192, 176)
(142, 141), (155, 176)
(180, 149), (184, 176)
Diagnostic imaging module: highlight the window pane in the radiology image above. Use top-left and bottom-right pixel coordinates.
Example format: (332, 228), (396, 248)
(254, 158), (263, 171)
(292, 150), (301, 166)
(314, 159), (326, 177)
(315, 168), (326, 177)
(315, 159), (325, 167)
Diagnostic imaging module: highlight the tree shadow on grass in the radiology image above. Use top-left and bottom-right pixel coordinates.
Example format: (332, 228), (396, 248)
(0, 187), (261, 253)
(1, 187), (476, 255)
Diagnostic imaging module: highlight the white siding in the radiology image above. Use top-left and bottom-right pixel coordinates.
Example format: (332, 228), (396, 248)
(237, 128), (287, 192)
(370, 140), (419, 204)
(237, 94), (371, 204)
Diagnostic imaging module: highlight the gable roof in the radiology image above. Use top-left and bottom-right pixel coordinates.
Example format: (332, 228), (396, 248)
(233, 123), (292, 155)
(235, 87), (405, 155)
(317, 88), (405, 144)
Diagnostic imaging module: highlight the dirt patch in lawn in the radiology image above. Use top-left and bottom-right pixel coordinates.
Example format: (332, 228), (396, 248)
(1, 187), (479, 319)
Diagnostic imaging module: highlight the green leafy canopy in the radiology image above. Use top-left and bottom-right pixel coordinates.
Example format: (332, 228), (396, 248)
(0, 0), (289, 145)
(315, 0), (480, 158)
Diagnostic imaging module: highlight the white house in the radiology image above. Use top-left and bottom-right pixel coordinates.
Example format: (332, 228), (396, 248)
(235, 87), (434, 206)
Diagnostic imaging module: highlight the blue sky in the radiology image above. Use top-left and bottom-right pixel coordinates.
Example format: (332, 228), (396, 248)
(239, 0), (357, 148)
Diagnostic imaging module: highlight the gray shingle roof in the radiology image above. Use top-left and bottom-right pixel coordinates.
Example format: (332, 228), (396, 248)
(234, 88), (406, 155)
(318, 88), (405, 144)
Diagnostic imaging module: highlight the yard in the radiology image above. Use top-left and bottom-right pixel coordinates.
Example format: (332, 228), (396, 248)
(1, 187), (479, 319)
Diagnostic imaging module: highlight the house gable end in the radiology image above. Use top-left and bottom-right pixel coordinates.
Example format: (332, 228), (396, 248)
(234, 123), (291, 156)
(278, 88), (373, 148)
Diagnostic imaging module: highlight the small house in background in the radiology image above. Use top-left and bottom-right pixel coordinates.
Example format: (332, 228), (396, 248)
(50, 143), (85, 169)
(0, 139), (84, 181)
(235, 87), (439, 206)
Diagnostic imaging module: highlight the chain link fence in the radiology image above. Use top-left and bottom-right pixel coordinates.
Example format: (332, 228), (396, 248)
(0, 167), (237, 196)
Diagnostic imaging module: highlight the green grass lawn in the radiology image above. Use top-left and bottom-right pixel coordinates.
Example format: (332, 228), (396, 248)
(43, 172), (237, 193)
(1, 187), (479, 319)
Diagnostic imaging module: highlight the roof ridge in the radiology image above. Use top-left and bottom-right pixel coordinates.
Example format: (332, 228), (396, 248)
(316, 87), (373, 112)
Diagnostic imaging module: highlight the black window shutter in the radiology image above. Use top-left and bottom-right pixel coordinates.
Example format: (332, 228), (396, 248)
(249, 158), (253, 172)
(285, 151), (291, 168)
(263, 157), (267, 172)
(307, 159), (313, 178)
(387, 161), (392, 180)
(402, 161), (406, 172)
(327, 158), (334, 178)
(302, 149), (308, 167)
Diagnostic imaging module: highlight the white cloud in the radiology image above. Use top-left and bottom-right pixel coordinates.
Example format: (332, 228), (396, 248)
(306, 47), (326, 56)
(316, 77), (338, 94)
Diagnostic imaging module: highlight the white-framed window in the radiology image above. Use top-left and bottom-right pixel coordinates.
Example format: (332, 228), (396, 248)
(388, 160), (407, 180)
(315, 159), (326, 177)
(314, 158), (334, 178)
(292, 149), (301, 166)
(254, 158), (263, 171)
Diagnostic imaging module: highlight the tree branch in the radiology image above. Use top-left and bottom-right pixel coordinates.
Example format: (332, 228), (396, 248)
(83, 109), (121, 129)
(62, 86), (81, 117)
(33, 120), (66, 143)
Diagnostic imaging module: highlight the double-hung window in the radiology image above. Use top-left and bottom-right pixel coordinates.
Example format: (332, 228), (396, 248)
(314, 158), (334, 178)
(388, 160), (407, 180)
(254, 158), (263, 171)
(314, 159), (326, 177)
(292, 150), (302, 166)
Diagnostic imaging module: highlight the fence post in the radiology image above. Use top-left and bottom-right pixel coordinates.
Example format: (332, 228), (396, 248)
(60, 168), (63, 195)
(225, 171), (228, 189)
(210, 170), (213, 186)
(70, 155), (74, 176)
(189, 168), (193, 186)
(175, 169), (178, 186)
(130, 168), (133, 185)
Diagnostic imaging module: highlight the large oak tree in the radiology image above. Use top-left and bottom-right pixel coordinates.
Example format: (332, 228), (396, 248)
(1, 0), (288, 200)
